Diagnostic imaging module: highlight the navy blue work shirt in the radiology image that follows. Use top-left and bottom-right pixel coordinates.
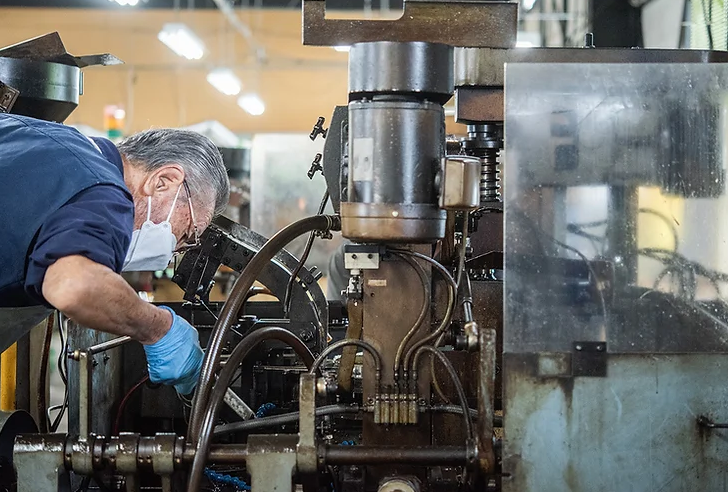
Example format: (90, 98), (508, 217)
(25, 138), (134, 304)
(0, 113), (134, 307)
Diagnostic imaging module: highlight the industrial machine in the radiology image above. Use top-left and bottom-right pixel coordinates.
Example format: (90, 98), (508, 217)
(10, 1), (728, 491)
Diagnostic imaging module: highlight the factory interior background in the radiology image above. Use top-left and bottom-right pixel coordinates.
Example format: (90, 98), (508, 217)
(0, 0), (723, 455)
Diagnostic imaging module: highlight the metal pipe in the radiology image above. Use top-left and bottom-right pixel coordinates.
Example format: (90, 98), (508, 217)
(213, 404), (362, 436)
(181, 444), (249, 464)
(478, 328), (497, 474)
(392, 249), (458, 372)
(85, 336), (131, 355)
(188, 327), (315, 492)
(189, 214), (339, 444)
(392, 253), (430, 379)
(323, 445), (468, 466)
(37, 313), (55, 433)
(309, 338), (383, 377)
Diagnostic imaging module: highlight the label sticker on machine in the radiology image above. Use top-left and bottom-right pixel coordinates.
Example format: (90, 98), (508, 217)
(352, 137), (374, 182)
(367, 279), (387, 287)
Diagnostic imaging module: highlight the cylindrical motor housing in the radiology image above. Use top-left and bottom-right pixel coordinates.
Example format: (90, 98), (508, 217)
(341, 41), (454, 242)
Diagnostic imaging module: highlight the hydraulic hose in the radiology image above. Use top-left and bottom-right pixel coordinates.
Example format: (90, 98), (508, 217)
(214, 404), (362, 436)
(412, 345), (474, 441)
(187, 327), (314, 492)
(212, 405), (482, 436)
(392, 253), (430, 381)
(188, 214), (340, 444)
(392, 250), (457, 373)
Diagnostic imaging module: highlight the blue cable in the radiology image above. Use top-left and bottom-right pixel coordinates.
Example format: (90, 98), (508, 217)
(204, 468), (251, 491)
(255, 402), (276, 418)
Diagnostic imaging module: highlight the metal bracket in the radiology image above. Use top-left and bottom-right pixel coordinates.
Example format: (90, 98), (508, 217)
(0, 80), (19, 113)
(572, 341), (607, 377)
(14, 434), (69, 492)
(248, 434), (298, 492)
(297, 373), (318, 476)
(302, 0), (517, 48)
(344, 244), (384, 270)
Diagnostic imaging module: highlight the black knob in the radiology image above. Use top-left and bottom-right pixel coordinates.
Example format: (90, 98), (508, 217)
(309, 116), (328, 141)
(307, 153), (323, 180)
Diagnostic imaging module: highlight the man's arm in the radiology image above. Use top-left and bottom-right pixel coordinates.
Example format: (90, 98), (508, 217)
(42, 255), (170, 344)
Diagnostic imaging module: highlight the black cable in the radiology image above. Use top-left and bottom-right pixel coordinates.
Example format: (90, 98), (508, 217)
(511, 207), (608, 322)
(412, 346), (474, 441)
(638, 208), (679, 252)
(284, 190), (329, 317)
(57, 315), (67, 386)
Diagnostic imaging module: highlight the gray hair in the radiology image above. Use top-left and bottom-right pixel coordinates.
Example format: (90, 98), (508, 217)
(117, 128), (230, 216)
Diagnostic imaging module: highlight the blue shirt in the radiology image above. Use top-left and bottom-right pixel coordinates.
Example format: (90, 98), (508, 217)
(23, 138), (133, 306)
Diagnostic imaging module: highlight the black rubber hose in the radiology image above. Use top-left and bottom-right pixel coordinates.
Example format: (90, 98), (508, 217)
(283, 190), (329, 316)
(412, 346), (474, 441)
(187, 327), (314, 492)
(188, 214), (340, 444)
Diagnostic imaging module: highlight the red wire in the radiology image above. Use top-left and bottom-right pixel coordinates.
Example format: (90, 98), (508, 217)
(113, 375), (149, 434)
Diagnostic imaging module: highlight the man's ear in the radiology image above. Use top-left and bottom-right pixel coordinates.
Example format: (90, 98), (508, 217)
(141, 164), (185, 196)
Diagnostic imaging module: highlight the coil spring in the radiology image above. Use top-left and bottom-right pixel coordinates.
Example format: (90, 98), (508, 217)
(480, 148), (500, 203)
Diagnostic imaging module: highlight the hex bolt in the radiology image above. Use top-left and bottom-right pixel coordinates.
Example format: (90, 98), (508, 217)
(575, 344), (582, 351)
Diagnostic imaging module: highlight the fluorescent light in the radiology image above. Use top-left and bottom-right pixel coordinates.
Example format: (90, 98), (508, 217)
(333, 46), (351, 52)
(109, 0), (139, 5)
(207, 68), (242, 96)
(158, 23), (205, 60)
(516, 41), (535, 48)
(237, 93), (265, 116)
(522, 0), (537, 10)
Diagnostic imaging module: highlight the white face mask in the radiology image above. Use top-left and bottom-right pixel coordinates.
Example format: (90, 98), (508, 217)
(122, 187), (181, 272)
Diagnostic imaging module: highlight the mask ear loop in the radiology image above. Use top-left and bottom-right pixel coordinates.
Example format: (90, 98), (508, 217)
(166, 185), (183, 222)
(146, 196), (152, 222)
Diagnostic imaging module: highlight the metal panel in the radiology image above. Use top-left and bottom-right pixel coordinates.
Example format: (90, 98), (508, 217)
(302, 0), (517, 48)
(455, 47), (728, 88)
(503, 354), (728, 492)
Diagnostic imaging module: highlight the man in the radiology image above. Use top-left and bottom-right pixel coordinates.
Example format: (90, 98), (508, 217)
(0, 112), (230, 395)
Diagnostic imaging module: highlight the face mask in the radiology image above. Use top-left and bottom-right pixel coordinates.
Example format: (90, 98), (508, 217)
(122, 187), (181, 272)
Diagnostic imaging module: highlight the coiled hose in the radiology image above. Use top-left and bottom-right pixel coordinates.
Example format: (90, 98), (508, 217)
(188, 214), (340, 444)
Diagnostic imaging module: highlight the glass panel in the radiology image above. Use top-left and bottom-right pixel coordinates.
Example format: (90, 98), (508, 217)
(250, 133), (342, 275)
(505, 63), (728, 353)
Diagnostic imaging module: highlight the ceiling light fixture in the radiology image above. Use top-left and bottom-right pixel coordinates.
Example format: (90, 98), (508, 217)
(158, 23), (205, 60)
(207, 68), (242, 96)
(237, 93), (265, 116)
(333, 46), (351, 52)
(109, 0), (139, 5)
(522, 0), (537, 10)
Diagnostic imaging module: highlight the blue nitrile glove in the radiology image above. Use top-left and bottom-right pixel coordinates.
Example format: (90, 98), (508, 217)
(143, 306), (204, 395)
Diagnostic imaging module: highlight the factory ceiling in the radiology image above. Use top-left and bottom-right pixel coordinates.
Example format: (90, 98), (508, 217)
(0, 0), (403, 8)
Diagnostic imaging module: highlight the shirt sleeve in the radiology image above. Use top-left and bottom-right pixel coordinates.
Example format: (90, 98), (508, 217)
(24, 185), (134, 304)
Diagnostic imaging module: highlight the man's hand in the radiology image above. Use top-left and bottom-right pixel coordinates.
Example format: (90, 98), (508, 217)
(43, 255), (202, 393)
(143, 307), (203, 395)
